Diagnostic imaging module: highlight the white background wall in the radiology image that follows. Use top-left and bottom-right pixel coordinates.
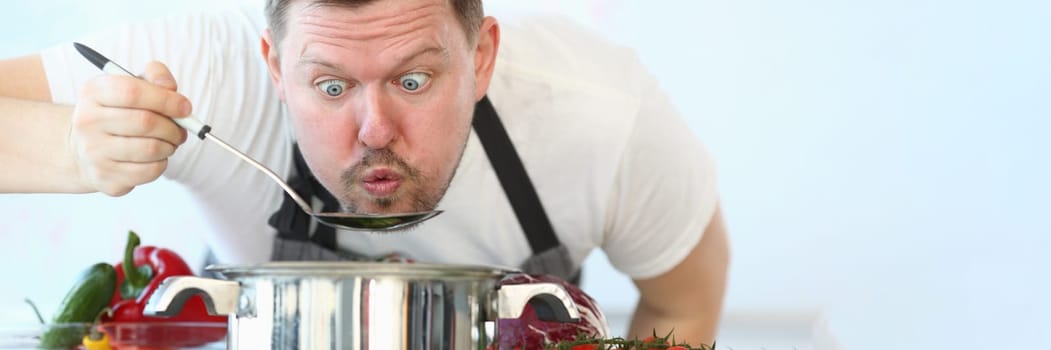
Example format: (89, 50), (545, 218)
(1, 1), (1048, 349)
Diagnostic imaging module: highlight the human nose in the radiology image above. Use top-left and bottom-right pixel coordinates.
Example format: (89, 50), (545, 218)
(356, 87), (398, 149)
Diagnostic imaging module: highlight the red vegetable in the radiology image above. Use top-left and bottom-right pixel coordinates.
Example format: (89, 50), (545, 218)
(103, 231), (226, 346)
(640, 336), (668, 350)
(495, 274), (609, 350)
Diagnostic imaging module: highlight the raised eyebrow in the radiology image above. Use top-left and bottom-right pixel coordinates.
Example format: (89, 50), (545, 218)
(295, 47), (448, 74)
(296, 58), (342, 71)
(393, 46), (450, 68)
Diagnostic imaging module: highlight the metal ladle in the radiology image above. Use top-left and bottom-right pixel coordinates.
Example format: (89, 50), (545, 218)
(74, 43), (442, 232)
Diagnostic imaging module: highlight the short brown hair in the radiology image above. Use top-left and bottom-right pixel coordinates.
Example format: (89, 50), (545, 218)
(265, 0), (484, 47)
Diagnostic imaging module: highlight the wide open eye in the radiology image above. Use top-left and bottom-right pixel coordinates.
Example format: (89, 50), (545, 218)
(397, 72), (431, 92)
(316, 79), (348, 97)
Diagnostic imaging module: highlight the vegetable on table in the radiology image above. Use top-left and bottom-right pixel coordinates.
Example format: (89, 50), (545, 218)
(81, 332), (112, 350)
(102, 231), (226, 346)
(493, 274), (609, 350)
(37, 262), (117, 349)
(81, 328), (112, 350)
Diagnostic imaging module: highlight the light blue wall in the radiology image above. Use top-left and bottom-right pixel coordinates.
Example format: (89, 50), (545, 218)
(1, 1), (1048, 349)
(596, 1), (1051, 348)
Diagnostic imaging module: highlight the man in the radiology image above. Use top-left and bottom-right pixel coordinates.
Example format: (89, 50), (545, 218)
(0, 0), (728, 344)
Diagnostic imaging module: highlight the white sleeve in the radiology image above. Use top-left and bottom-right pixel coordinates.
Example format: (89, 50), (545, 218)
(601, 77), (720, 280)
(40, 11), (221, 111)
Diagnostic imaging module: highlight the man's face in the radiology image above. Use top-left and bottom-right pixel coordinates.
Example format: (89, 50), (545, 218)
(265, 0), (487, 214)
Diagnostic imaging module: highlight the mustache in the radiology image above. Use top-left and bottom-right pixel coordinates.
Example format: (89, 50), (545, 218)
(341, 148), (420, 185)
(338, 148), (434, 213)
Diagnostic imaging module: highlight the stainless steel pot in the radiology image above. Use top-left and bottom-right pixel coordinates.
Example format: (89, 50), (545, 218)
(143, 262), (581, 350)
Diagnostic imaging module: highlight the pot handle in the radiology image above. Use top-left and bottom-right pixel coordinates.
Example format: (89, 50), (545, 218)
(495, 283), (581, 322)
(143, 276), (240, 317)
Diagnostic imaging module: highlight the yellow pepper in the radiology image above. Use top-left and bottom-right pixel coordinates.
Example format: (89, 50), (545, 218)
(82, 331), (112, 350)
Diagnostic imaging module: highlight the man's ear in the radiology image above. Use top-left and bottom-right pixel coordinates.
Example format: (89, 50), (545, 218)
(261, 29), (286, 101)
(472, 17), (500, 101)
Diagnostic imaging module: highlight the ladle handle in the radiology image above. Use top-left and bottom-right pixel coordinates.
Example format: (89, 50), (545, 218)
(202, 133), (315, 212)
(74, 42), (316, 213)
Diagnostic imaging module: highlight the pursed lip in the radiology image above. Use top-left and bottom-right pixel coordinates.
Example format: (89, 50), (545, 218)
(361, 168), (403, 197)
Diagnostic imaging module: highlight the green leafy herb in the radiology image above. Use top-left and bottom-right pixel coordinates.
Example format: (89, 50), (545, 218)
(543, 329), (716, 350)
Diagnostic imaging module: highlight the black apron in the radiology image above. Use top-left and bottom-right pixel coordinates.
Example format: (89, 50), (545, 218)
(265, 96), (581, 284)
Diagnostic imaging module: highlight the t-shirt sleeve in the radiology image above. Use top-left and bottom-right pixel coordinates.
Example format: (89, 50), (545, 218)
(601, 77), (720, 280)
(40, 11), (220, 110)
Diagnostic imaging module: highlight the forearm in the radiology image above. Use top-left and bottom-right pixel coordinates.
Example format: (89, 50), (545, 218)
(0, 96), (90, 193)
(627, 293), (722, 346)
(628, 208), (730, 347)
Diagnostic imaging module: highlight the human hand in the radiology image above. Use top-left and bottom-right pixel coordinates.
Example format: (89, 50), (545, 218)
(69, 61), (190, 195)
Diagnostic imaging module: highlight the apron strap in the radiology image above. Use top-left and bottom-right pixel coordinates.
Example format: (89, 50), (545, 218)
(472, 96), (580, 284)
(471, 96), (561, 254)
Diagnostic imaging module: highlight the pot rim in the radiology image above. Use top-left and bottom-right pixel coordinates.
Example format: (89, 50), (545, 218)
(206, 261), (520, 279)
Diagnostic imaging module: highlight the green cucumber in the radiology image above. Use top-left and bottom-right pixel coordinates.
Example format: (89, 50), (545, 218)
(39, 262), (117, 349)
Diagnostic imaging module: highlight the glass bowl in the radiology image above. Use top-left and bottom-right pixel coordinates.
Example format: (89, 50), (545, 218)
(0, 322), (226, 350)
(101, 322), (226, 349)
(0, 323), (91, 349)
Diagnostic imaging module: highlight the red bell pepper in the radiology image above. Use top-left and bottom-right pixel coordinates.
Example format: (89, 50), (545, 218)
(103, 231), (227, 347)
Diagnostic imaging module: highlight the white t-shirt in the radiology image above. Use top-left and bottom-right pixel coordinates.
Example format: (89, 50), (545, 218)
(41, 6), (718, 280)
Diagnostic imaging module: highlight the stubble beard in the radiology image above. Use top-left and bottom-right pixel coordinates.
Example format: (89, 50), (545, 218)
(338, 135), (470, 214)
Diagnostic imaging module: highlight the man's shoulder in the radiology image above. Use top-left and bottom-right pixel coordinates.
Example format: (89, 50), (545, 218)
(494, 15), (649, 99)
(485, 16), (650, 173)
